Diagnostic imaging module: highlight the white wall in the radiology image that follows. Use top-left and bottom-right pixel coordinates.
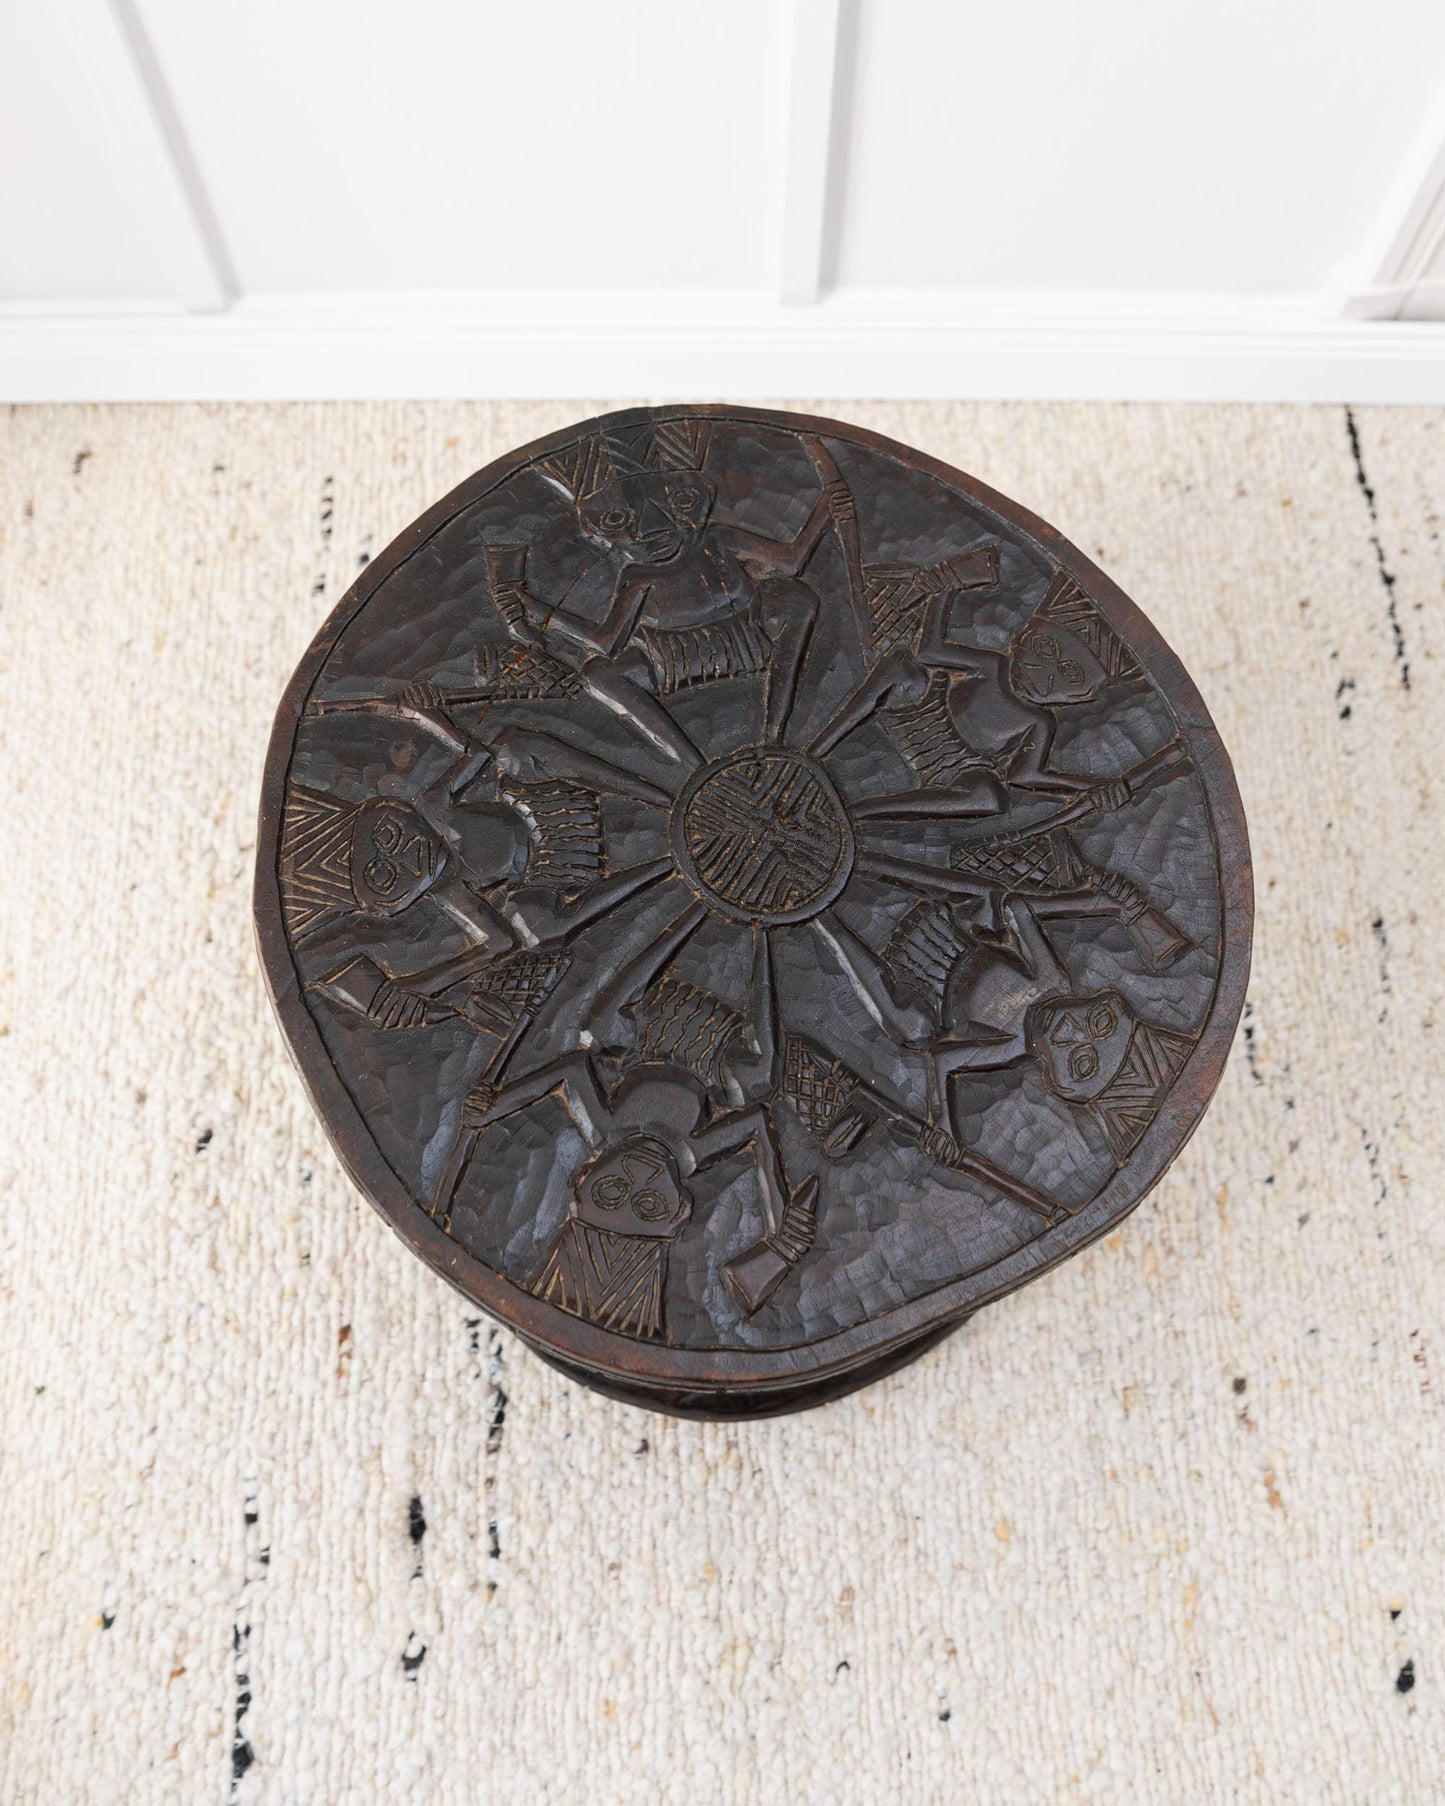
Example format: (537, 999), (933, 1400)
(837, 0), (1445, 295)
(135, 0), (788, 293)
(3, 0), (1445, 398)
(0, 4), (171, 298)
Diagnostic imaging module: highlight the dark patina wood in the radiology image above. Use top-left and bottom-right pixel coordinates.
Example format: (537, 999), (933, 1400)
(254, 406), (1252, 1418)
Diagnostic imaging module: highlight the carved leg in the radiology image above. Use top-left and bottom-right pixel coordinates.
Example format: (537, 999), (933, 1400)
(723, 924), (781, 1104)
(692, 1104), (818, 1316)
(811, 913), (934, 1048)
(483, 543), (544, 644)
(506, 857), (674, 947)
(722, 1175), (819, 1316)
(757, 577), (818, 743)
(313, 957), (460, 1030)
(849, 779), (1004, 821)
(489, 724), (676, 807)
(582, 893), (709, 1052)
(1005, 880), (1191, 971)
(853, 850), (999, 919)
(582, 651), (704, 770)
(927, 1028), (1030, 1130)
(806, 650), (928, 758)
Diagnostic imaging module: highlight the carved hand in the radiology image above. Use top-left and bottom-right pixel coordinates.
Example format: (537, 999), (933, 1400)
(369, 980), (445, 1032)
(771, 1175), (820, 1265)
(1087, 776), (1131, 814)
(397, 682), (447, 714)
(1091, 868), (1147, 922)
(824, 478), (857, 526)
(461, 1080), (499, 1129)
(720, 1175), (820, 1317)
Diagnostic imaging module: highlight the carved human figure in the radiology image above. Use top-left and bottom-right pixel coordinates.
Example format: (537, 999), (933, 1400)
(916, 895), (1194, 1163)
(483, 421), (858, 762)
(287, 691), (675, 1030)
(910, 567), (1147, 794)
(280, 780), (523, 956)
(450, 928), (817, 1338)
(811, 565), (1149, 801)
(806, 858), (1194, 1179)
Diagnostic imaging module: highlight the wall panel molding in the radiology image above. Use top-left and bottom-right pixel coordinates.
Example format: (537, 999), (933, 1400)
(780, 0), (844, 303)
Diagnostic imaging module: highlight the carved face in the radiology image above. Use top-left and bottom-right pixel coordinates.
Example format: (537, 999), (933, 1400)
(349, 800), (443, 915)
(1008, 624), (1106, 706)
(1026, 991), (1137, 1101)
(572, 1135), (691, 1238)
(578, 471), (714, 562)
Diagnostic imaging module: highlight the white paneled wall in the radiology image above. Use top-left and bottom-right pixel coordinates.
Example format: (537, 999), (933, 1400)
(2, 0), (1445, 398)
(136, 0), (788, 292)
(838, 0), (1445, 295)
(0, 4), (171, 299)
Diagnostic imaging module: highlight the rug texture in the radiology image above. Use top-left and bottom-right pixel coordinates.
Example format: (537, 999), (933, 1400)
(0, 400), (1440, 1804)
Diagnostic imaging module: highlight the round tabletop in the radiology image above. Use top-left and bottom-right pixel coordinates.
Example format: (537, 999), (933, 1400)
(254, 406), (1252, 1417)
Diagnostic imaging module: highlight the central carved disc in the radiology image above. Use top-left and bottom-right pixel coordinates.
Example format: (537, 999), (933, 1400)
(672, 747), (854, 925)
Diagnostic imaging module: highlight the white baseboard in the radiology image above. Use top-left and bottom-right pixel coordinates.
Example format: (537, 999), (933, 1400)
(3, 288), (1445, 403)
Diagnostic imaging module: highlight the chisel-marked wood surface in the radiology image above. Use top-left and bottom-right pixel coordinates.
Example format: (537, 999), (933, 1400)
(255, 407), (1250, 1415)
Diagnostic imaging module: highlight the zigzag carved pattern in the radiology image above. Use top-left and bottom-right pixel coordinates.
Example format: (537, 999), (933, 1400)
(279, 786), (355, 941)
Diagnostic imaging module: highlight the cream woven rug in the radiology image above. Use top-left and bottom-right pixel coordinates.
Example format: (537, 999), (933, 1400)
(0, 401), (1439, 1804)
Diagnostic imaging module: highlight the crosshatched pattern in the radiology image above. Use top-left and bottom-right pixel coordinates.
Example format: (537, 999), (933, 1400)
(255, 406), (1250, 1411)
(675, 748), (854, 923)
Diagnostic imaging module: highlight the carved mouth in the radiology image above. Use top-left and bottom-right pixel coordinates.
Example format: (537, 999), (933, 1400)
(632, 533), (686, 566)
(670, 746), (855, 926)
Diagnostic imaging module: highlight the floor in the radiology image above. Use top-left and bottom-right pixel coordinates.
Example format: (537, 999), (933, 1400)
(0, 399), (1440, 1803)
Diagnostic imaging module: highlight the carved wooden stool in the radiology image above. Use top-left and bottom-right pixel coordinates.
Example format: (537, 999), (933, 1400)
(255, 407), (1251, 1417)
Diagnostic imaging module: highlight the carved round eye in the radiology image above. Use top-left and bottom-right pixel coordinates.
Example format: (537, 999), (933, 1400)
(598, 508), (630, 533)
(363, 855), (399, 896)
(372, 815), (403, 854)
(1029, 634), (1059, 660)
(1087, 1001), (1118, 1040)
(591, 1173), (628, 1209)
(1060, 659), (1086, 687)
(1069, 1044), (1099, 1081)
(631, 1188), (669, 1221)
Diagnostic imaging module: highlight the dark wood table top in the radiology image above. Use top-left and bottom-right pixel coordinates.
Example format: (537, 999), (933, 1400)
(254, 406), (1251, 1417)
